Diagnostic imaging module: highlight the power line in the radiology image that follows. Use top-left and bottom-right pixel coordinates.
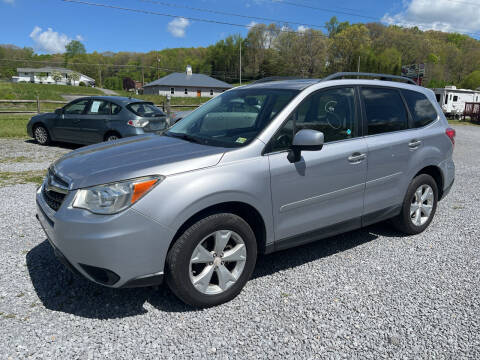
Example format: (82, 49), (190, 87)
(60, 0), (329, 38)
(134, 0), (327, 29)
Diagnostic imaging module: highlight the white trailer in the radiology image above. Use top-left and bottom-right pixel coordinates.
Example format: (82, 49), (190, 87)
(432, 86), (480, 118)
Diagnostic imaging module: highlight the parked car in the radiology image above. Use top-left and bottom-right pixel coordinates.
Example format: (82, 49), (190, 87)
(36, 73), (455, 307)
(169, 110), (193, 124)
(27, 96), (167, 145)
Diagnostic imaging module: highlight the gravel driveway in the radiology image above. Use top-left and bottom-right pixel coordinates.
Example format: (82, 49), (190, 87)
(1, 127), (479, 359)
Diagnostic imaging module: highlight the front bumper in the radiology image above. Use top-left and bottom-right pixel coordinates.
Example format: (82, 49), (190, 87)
(35, 185), (175, 288)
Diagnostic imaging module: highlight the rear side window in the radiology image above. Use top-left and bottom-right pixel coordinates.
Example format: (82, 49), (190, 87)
(111, 103), (122, 115)
(402, 90), (438, 128)
(127, 102), (165, 117)
(88, 100), (111, 115)
(362, 88), (407, 135)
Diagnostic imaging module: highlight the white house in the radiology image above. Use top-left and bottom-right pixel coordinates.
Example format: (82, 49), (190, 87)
(12, 67), (95, 86)
(432, 86), (480, 117)
(143, 66), (232, 97)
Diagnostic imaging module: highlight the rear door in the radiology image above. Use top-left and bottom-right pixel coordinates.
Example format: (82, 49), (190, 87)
(53, 99), (91, 142)
(360, 87), (411, 223)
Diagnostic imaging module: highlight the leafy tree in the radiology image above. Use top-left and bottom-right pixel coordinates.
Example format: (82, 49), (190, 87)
(461, 71), (480, 90)
(64, 40), (86, 66)
(68, 71), (81, 86)
(325, 17), (350, 38)
(51, 71), (63, 84)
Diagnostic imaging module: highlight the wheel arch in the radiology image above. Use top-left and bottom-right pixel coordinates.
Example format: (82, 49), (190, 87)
(168, 201), (268, 255)
(103, 130), (122, 141)
(413, 165), (444, 200)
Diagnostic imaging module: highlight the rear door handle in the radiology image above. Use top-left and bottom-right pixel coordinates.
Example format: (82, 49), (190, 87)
(408, 139), (422, 149)
(348, 153), (366, 163)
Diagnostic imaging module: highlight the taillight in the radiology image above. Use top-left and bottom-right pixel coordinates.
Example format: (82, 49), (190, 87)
(127, 119), (149, 128)
(445, 127), (456, 148)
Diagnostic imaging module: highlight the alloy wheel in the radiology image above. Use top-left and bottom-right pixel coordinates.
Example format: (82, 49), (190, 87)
(410, 184), (434, 226)
(189, 230), (247, 295)
(34, 126), (48, 144)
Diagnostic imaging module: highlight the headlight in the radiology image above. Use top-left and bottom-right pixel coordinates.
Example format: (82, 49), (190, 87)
(73, 176), (163, 214)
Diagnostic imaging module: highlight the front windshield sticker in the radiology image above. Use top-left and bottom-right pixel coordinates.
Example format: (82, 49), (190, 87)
(235, 137), (247, 144)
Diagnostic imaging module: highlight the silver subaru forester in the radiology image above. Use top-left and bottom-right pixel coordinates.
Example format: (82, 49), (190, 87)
(36, 73), (455, 307)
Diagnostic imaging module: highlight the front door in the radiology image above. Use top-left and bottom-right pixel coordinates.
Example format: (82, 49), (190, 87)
(53, 98), (91, 141)
(267, 87), (367, 245)
(197, 90), (201, 97)
(80, 99), (111, 143)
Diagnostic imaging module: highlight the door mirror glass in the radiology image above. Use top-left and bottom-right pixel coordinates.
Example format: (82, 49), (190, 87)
(54, 108), (63, 115)
(288, 129), (324, 163)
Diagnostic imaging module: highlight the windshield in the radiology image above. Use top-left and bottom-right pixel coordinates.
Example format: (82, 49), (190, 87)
(127, 102), (165, 117)
(165, 88), (299, 147)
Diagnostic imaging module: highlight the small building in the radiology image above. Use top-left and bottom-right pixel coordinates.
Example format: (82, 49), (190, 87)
(143, 65), (232, 97)
(12, 67), (95, 86)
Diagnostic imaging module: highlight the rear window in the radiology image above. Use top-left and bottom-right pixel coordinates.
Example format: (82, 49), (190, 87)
(362, 88), (408, 135)
(127, 102), (165, 117)
(402, 90), (438, 128)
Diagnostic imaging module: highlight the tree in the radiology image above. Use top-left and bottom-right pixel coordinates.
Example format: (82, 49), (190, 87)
(68, 72), (81, 86)
(325, 17), (350, 38)
(64, 40), (86, 66)
(51, 71), (63, 84)
(461, 71), (480, 90)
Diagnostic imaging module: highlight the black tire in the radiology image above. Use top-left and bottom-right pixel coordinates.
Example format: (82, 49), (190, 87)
(166, 213), (257, 307)
(104, 132), (121, 142)
(33, 124), (51, 145)
(392, 174), (438, 235)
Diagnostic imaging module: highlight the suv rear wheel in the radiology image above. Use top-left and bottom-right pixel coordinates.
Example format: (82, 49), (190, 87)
(393, 174), (438, 235)
(166, 213), (257, 307)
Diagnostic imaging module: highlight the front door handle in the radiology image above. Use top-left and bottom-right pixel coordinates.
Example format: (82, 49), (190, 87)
(348, 153), (366, 163)
(408, 139), (422, 149)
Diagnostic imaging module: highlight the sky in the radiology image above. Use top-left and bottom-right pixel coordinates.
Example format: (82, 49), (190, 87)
(1, 0), (480, 54)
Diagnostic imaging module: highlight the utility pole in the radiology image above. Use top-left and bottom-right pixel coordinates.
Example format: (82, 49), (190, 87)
(156, 55), (160, 79)
(357, 56), (361, 73)
(239, 40), (242, 85)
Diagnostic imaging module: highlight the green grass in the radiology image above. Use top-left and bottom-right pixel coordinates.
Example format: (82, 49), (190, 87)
(0, 170), (46, 187)
(0, 82), (103, 101)
(448, 119), (480, 126)
(0, 114), (30, 138)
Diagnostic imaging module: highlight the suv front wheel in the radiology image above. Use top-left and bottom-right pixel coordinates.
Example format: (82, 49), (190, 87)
(393, 174), (438, 235)
(166, 213), (257, 307)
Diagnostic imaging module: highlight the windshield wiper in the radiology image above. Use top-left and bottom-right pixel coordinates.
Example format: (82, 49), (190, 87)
(164, 131), (204, 144)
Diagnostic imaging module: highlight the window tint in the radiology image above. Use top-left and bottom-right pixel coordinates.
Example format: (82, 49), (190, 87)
(269, 87), (356, 152)
(111, 103), (121, 115)
(88, 100), (111, 115)
(402, 90), (438, 128)
(362, 88), (407, 135)
(127, 102), (165, 117)
(64, 99), (90, 115)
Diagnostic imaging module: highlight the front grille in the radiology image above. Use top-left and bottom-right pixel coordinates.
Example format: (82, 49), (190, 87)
(42, 186), (66, 211)
(42, 168), (69, 211)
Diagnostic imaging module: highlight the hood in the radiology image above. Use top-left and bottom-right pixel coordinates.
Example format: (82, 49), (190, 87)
(52, 135), (226, 189)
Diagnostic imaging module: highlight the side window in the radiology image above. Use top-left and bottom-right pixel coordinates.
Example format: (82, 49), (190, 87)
(402, 90), (438, 128)
(362, 88), (407, 135)
(88, 100), (111, 115)
(170, 88), (175, 95)
(63, 99), (90, 115)
(269, 87), (356, 152)
(111, 102), (121, 115)
(453, 95), (458, 102)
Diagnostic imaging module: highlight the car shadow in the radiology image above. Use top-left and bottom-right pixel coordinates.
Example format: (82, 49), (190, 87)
(26, 222), (404, 318)
(24, 139), (83, 150)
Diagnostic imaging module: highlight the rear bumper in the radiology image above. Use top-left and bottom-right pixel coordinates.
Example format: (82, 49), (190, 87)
(35, 185), (174, 288)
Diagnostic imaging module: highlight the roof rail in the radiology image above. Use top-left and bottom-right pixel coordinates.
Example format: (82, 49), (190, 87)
(252, 76), (308, 84)
(322, 72), (417, 85)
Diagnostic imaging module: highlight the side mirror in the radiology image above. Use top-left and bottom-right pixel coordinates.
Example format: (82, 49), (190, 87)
(287, 129), (324, 163)
(54, 108), (63, 115)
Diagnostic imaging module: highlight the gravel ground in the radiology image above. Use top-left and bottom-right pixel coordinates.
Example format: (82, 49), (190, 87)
(0, 127), (479, 359)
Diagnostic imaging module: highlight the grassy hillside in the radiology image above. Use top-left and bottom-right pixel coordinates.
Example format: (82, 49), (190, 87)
(0, 82), (103, 100)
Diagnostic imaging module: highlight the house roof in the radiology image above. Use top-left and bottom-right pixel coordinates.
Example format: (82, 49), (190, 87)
(144, 72), (232, 89)
(16, 67), (94, 82)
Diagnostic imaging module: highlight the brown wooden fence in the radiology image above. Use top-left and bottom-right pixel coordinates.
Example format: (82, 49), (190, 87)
(0, 98), (202, 114)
